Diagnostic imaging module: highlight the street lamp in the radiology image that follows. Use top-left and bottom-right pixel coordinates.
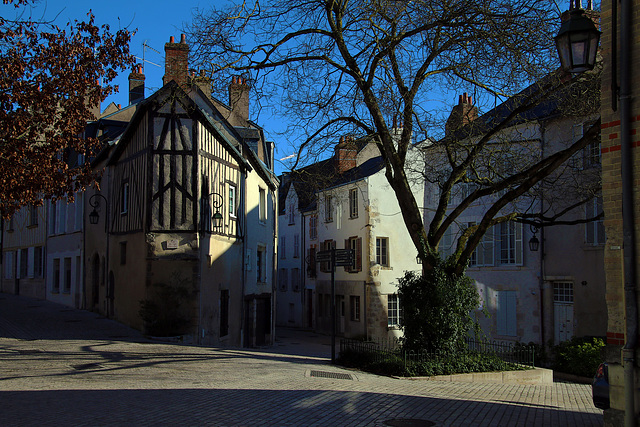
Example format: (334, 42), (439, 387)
(89, 194), (108, 232)
(206, 192), (224, 231)
(555, 6), (601, 73)
(528, 225), (540, 252)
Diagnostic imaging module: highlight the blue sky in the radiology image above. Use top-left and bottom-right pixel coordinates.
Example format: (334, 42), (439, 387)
(11, 0), (291, 173)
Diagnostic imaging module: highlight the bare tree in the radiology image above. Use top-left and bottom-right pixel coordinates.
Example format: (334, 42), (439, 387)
(186, 0), (600, 276)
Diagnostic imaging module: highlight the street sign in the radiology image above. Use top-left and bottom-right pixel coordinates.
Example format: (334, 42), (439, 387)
(334, 249), (354, 266)
(315, 250), (332, 263)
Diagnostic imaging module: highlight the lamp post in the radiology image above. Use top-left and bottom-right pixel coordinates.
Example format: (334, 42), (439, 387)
(554, 2), (601, 73)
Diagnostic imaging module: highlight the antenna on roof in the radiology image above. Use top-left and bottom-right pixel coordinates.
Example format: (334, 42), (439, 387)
(134, 41), (162, 74)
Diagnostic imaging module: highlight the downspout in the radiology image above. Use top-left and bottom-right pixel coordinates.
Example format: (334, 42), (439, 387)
(539, 132), (546, 347)
(240, 168), (247, 347)
(272, 187), (277, 343)
(619, 0), (638, 424)
(301, 206), (307, 328)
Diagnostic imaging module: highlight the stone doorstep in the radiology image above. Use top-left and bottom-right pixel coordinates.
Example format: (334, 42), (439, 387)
(396, 367), (553, 385)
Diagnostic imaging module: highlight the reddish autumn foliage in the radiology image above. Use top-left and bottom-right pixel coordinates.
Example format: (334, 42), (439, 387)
(0, 0), (135, 216)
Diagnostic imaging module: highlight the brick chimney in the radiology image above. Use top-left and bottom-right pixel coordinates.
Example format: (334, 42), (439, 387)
(229, 75), (250, 124)
(334, 136), (357, 173)
(445, 92), (478, 136)
(561, 0), (600, 29)
(163, 34), (189, 86)
(128, 65), (145, 105)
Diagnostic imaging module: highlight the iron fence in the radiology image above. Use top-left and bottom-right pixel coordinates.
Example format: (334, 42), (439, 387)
(339, 336), (535, 370)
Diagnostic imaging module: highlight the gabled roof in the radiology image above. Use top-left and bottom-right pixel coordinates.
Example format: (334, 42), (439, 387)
(444, 71), (598, 142)
(279, 156), (385, 214)
(104, 81), (251, 172)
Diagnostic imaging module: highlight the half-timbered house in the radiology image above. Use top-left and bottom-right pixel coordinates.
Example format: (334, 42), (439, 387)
(85, 35), (278, 347)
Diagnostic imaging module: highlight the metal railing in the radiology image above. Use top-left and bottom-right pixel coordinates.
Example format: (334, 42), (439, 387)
(339, 336), (535, 370)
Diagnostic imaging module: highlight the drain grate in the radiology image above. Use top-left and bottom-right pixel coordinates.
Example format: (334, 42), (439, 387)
(310, 370), (353, 380)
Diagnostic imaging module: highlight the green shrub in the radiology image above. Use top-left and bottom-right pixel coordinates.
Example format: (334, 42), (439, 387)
(398, 265), (482, 353)
(337, 347), (529, 377)
(552, 336), (605, 378)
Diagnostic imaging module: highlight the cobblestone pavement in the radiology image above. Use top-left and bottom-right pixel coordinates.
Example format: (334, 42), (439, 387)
(0, 293), (602, 426)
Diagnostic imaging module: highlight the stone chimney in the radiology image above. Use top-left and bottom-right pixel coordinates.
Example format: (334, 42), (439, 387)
(192, 70), (211, 98)
(445, 92), (478, 136)
(163, 34), (189, 86)
(334, 136), (357, 173)
(128, 65), (145, 105)
(229, 75), (250, 124)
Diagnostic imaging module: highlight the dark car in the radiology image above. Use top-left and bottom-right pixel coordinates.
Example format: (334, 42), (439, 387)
(592, 362), (610, 409)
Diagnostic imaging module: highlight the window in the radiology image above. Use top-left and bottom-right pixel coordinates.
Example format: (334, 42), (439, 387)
(387, 294), (402, 327)
(439, 226), (454, 259)
(309, 215), (317, 240)
(49, 200), (56, 235)
(288, 204), (295, 225)
(63, 257), (72, 293)
(554, 282), (574, 303)
(293, 234), (300, 258)
(228, 185), (237, 218)
(279, 268), (288, 291)
(349, 188), (358, 218)
(324, 195), (333, 222)
(496, 290), (517, 336)
(120, 242), (127, 265)
(584, 137), (601, 168)
(57, 201), (67, 234)
(376, 237), (389, 267)
(121, 182), (129, 215)
(350, 296), (360, 321)
(307, 247), (317, 278)
(29, 204), (38, 227)
(257, 245), (266, 282)
(220, 290), (229, 337)
(4, 252), (13, 279)
(345, 236), (362, 272)
(499, 221), (522, 265)
(19, 248), (28, 279)
(291, 268), (300, 292)
(53, 259), (60, 293)
(259, 188), (267, 222)
(469, 224), (494, 267)
(34, 246), (43, 278)
(280, 236), (286, 259)
(586, 195), (605, 245)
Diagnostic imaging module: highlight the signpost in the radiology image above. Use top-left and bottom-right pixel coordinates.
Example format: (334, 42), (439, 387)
(315, 248), (354, 363)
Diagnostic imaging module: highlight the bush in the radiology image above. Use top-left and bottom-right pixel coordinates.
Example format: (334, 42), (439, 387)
(398, 264), (482, 353)
(552, 336), (605, 378)
(337, 347), (528, 377)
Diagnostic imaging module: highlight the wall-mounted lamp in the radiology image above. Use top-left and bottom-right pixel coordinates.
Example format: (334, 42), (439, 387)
(206, 192), (224, 231)
(555, 5), (601, 73)
(528, 225), (540, 252)
(88, 193), (109, 232)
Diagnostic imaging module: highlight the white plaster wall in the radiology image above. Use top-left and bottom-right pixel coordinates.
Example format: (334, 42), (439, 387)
(276, 185), (305, 327)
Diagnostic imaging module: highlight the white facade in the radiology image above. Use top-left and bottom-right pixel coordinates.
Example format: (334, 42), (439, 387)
(277, 142), (424, 341)
(423, 111), (605, 345)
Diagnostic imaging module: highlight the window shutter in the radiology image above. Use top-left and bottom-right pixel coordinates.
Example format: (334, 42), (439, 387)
(356, 237), (362, 272)
(344, 239), (349, 272)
